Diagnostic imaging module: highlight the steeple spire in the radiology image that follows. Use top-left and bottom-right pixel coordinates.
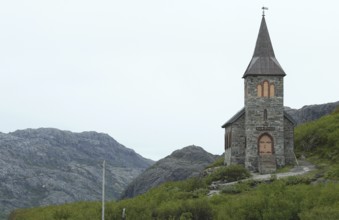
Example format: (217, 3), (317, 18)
(243, 13), (285, 78)
(253, 16), (275, 58)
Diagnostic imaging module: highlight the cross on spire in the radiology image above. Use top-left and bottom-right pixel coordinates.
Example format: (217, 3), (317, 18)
(262, 6), (268, 16)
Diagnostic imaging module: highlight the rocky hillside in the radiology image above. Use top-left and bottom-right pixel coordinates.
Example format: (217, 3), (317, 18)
(9, 111), (339, 220)
(0, 128), (153, 217)
(121, 145), (218, 199)
(285, 101), (339, 125)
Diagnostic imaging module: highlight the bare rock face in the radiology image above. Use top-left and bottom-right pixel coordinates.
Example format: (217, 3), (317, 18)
(285, 101), (339, 125)
(0, 128), (153, 217)
(121, 145), (218, 199)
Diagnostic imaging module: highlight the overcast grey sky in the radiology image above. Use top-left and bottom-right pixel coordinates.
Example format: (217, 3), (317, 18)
(0, 1), (338, 160)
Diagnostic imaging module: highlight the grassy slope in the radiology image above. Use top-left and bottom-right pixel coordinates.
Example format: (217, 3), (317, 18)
(295, 108), (339, 180)
(10, 109), (339, 220)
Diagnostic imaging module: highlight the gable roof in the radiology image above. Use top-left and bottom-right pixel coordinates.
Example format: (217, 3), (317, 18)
(283, 110), (297, 125)
(221, 107), (245, 128)
(243, 16), (285, 78)
(221, 108), (297, 128)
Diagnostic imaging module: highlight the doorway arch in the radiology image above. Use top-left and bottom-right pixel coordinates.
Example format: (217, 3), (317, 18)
(258, 133), (274, 155)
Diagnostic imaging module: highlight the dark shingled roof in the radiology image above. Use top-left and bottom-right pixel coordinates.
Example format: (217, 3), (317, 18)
(221, 108), (297, 128)
(283, 110), (297, 125)
(243, 16), (285, 78)
(221, 107), (245, 128)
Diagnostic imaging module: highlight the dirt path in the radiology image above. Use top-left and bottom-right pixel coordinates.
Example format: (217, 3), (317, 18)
(208, 160), (316, 196)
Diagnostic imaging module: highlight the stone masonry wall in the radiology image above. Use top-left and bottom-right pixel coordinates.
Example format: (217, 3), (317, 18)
(224, 114), (246, 166)
(244, 76), (285, 172)
(224, 126), (232, 165)
(224, 147), (231, 166)
(230, 114), (246, 165)
(284, 117), (295, 165)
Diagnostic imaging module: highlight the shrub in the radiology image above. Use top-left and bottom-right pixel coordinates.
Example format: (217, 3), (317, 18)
(184, 199), (213, 220)
(180, 212), (193, 220)
(324, 165), (339, 180)
(191, 188), (209, 198)
(284, 175), (312, 185)
(299, 206), (339, 220)
(221, 181), (253, 194)
(53, 209), (71, 220)
(270, 174), (277, 182)
(221, 185), (242, 194)
(205, 156), (224, 169)
(205, 165), (250, 184)
(295, 111), (339, 162)
(181, 177), (207, 192)
(153, 198), (213, 220)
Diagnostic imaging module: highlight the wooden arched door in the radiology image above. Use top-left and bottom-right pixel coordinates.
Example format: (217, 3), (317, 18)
(258, 134), (273, 155)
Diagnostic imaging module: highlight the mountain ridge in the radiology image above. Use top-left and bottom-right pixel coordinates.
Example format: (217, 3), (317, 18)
(121, 145), (218, 199)
(0, 128), (153, 217)
(285, 101), (339, 125)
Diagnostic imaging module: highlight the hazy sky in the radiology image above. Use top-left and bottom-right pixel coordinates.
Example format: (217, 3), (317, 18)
(0, 1), (338, 160)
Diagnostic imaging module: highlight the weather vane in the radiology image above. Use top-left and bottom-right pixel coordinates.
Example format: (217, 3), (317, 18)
(262, 6), (268, 16)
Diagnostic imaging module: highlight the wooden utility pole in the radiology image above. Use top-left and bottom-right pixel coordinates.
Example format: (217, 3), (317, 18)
(102, 160), (105, 220)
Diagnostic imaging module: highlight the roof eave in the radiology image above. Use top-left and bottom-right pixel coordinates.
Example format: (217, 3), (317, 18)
(283, 110), (297, 126)
(221, 107), (245, 128)
(242, 73), (286, 78)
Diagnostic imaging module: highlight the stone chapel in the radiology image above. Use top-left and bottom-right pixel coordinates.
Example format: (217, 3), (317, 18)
(222, 13), (295, 174)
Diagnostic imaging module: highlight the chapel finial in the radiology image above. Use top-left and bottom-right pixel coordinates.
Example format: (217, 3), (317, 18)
(262, 6), (268, 16)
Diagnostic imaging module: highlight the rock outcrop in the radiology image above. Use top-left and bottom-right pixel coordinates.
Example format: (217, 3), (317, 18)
(121, 145), (218, 199)
(0, 128), (153, 217)
(285, 101), (339, 125)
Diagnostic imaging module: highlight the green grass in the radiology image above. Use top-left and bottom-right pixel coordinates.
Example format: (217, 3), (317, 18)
(10, 180), (339, 220)
(295, 108), (339, 181)
(274, 165), (293, 173)
(295, 108), (339, 163)
(204, 165), (251, 184)
(9, 109), (339, 220)
(205, 156), (224, 169)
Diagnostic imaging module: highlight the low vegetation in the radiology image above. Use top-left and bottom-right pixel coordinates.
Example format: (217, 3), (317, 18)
(10, 176), (339, 220)
(295, 107), (339, 160)
(205, 165), (250, 184)
(295, 108), (339, 180)
(205, 156), (224, 169)
(9, 109), (339, 220)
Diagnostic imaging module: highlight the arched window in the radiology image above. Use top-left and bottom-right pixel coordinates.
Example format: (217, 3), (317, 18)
(257, 84), (262, 97)
(257, 80), (275, 98)
(270, 84), (275, 97)
(263, 81), (269, 97)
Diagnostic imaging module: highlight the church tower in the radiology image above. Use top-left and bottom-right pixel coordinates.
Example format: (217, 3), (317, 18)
(222, 11), (295, 174)
(243, 14), (286, 173)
